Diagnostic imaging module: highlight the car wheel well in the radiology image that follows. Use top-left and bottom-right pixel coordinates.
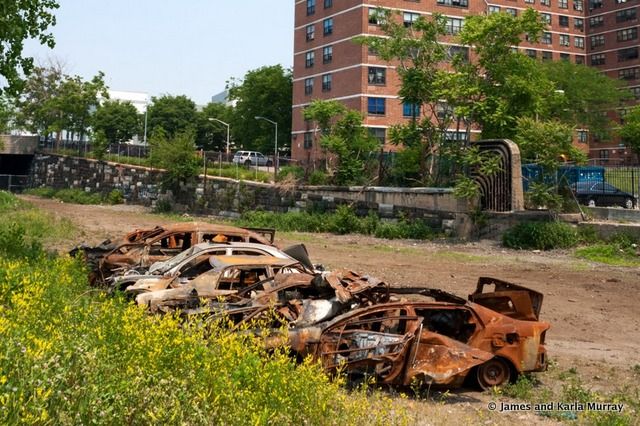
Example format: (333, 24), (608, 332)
(473, 356), (517, 390)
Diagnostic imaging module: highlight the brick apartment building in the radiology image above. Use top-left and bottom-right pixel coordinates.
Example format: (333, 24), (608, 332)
(587, 0), (640, 165)
(291, 0), (639, 165)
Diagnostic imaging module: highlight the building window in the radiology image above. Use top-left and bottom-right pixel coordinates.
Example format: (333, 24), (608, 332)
(618, 67), (640, 80)
(447, 45), (469, 62)
(305, 51), (315, 68)
(368, 67), (386, 85)
(617, 28), (638, 42)
(369, 8), (380, 25)
(541, 0), (550, 5)
(488, 5), (501, 13)
(589, 16), (603, 28)
(542, 32), (552, 44)
(632, 86), (640, 99)
(577, 130), (588, 143)
(560, 53), (570, 60)
(574, 18), (584, 31)
(368, 45), (378, 56)
(445, 17), (464, 35)
(618, 47), (639, 61)
(574, 36), (584, 49)
(559, 15), (569, 27)
(306, 25), (315, 41)
(590, 35), (605, 48)
(526, 49), (537, 58)
(306, 0), (315, 16)
(402, 102), (421, 118)
(573, 0), (584, 10)
(591, 53), (606, 65)
(323, 46), (333, 63)
(304, 132), (313, 149)
(304, 78), (314, 95)
(589, 0), (603, 8)
(616, 8), (637, 23)
(599, 149), (609, 160)
(559, 34), (570, 46)
(403, 12), (420, 27)
(324, 0), (332, 8)
(541, 13), (551, 24)
(368, 128), (386, 144)
(575, 55), (585, 64)
(542, 51), (553, 60)
(558, 0), (568, 8)
(525, 0), (535, 3)
(323, 18), (333, 36)
(616, 0), (633, 3)
(322, 74), (332, 92)
(444, 131), (468, 143)
(437, 0), (469, 7)
(506, 8), (517, 16)
(367, 97), (386, 115)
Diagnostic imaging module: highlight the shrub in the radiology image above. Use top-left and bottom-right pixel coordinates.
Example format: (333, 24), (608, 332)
(0, 222), (42, 260)
(105, 189), (124, 205)
(54, 188), (103, 205)
(327, 205), (362, 234)
(502, 221), (579, 250)
(24, 187), (56, 198)
(308, 170), (329, 185)
(153, 198), (173, 213)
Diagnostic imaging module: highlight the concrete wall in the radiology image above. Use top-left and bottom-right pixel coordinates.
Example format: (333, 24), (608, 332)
(1, 135), (38, 155)
(30, 154), (474, 236)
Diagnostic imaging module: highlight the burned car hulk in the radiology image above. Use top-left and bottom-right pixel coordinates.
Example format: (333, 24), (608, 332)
(267, 277), (549, 390)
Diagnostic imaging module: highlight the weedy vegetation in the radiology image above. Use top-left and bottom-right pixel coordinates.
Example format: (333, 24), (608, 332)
(25, 187), (124, 205)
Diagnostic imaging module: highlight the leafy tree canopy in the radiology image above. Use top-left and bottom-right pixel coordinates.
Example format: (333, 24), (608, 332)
(196, 102), (233, 151)
(303, 100), (377, 185)
(149, 128), (200, 192)
(227, 65), (292, 153)
(0, 0), (59, 95)
(92, 100), (139, 144)
(618, 105), (640, 156)
(147, 95), (198, 138)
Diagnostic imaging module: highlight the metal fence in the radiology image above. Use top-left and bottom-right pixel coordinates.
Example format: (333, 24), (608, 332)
(0, 175), (29, 192)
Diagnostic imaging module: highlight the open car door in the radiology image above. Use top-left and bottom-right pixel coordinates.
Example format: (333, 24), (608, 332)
(469, 277), (544, 321)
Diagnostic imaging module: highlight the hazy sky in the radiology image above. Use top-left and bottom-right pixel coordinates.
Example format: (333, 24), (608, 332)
(24, 1), (294, 105)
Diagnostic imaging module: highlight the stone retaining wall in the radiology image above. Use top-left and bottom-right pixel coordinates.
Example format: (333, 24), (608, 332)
(30, 154), (473, 236)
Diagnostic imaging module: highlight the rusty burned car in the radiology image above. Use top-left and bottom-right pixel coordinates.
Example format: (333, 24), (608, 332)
(70, 222), (275, 283)
(132, 256), (312, 313)
(278, 277), (550, 389)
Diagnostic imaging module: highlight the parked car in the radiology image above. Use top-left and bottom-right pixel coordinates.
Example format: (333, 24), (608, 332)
(279, 277), (550, 389)
(232, 151), (273, 167)
(570, 181), (636, 209)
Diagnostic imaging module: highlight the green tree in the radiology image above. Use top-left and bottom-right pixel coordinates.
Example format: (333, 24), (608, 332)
(0, 95), (16, 133)
(303, 100), (377, 185)
(227, 65), (292, 153)
(358, 10), (456, 185)
(0, 0), (59, 95)
(15, 64), (63, 140)
(149, 128), (199, 192)
(196, 102), (233, 151)
(619, 105), (640, 157)
(454, 9), (549, 139)
(541, 60), (629, 140)
(92, 100), (139, 144)
(147, 95), (198, 138)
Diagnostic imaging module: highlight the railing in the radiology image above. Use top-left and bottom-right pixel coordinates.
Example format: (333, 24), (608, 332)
(0, 175), (29, 192)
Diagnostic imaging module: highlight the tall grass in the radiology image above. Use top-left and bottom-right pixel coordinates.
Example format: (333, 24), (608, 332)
(25, 187), (123, 205)
(0, 227), (404, 424)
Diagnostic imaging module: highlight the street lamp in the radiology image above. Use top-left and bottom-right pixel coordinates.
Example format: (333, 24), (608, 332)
(254, 116), (278, 177)
(208, 117), (230, 155)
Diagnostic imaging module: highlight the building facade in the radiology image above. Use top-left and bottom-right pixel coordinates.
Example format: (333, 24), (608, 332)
(291, 0), (637, 165)
(587, 0), (640, 165)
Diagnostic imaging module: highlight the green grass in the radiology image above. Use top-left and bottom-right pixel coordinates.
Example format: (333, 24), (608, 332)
(432, 251), (489, 263)
(203, 163), (272, 183)
(575, 244), (640, 267)
(0, 191), (79, 249)
(25, 187), (124, 205)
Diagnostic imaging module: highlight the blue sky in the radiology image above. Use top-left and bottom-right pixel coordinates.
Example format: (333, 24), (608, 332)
(24, 1), (294, 105)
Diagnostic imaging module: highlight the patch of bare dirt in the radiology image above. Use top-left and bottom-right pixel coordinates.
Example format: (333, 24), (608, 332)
(23, 195), (640, 425)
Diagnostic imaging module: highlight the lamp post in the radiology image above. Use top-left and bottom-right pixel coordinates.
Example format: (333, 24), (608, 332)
(254, 116), (278, 178)
(208, 117), (230, 157)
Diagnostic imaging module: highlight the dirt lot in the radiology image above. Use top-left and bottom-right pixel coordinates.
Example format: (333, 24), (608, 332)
(22, 196), (640, 425)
